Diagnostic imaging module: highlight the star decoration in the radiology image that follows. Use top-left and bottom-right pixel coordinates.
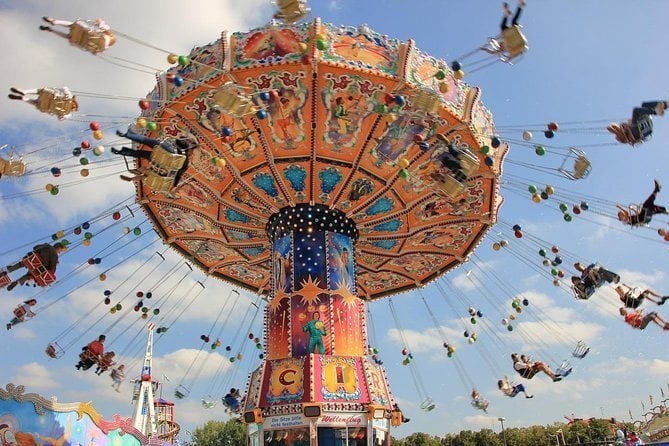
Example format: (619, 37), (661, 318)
(332, 280), (358, 307)
(269, 289), (290, 313)
(294, 275), (326, 306)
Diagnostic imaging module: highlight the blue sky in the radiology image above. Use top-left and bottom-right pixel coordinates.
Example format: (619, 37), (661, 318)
(0, 0), (668, 441)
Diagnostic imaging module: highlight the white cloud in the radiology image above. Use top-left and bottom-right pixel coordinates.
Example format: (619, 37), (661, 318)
(388, 326), (450, 354)
(463, 413), (499, 428)
(515, 319), (605, 348)
(10, 362), (58, 389)
(153, 348), (232, 383)
(449, 262), (497, 293)
(601, 356), (669, 377)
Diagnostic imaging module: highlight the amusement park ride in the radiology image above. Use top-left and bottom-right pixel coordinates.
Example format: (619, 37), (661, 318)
(115, 0), (506, 443)
(3, 1), (669, 445)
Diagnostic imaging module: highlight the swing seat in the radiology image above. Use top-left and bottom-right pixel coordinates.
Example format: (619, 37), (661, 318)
(471, 399), (489, 412)
(633, 115), (654, 141)
(201, 399), (216, 409)
(174, 385), (190, 399)
(0, 156), (26, 177)
(571, 283), (593, 300)
(69, 21), (111, 54)
(608, 117), (653, 146)
(571, 155), (591, 180)
(410, 88), (442, 115)
(36, 89), (76, 118)
(45, 342), (65, 359)
(0, 272), (10, 289)
(22, 252), (56, 287)
(390, 410), (404, 427)
(420, 398), (436, 412)
(500, 26), (528, 61)
(274, 0), (309, 23)
(558, 147), (591, 180)
(12, 306), (27, 320)
(144, 148), (188, 194)
(150, 147), (187, 172)
(458, 149), (481, 177)
(618, 203), (648, 227)
(78, 350), (98, 370)
(433, 171), (466, 198)
(144, 171), (176, 194)
(222, 396), (241, 413)
(556, 360), (573, 378)
(572, 341), (590, 359)
(213, 85), (258, 118)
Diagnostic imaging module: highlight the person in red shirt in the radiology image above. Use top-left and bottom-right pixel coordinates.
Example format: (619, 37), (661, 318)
(620, 308), (669, 331)
(76, 334), (106, 370)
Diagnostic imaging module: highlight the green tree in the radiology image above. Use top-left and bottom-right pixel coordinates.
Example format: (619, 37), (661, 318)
(189, 419), (246, 446)
(589, 418), (616, 441)
(521, 424), (553, 446)
(451, 429), (476, 446)
(565, 421), (592, 444)
(402, 432), (441, 446)
(474, 428), (503, 446)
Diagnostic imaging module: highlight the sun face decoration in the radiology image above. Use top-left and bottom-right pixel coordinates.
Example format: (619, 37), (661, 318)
(294, 275), (326, 306)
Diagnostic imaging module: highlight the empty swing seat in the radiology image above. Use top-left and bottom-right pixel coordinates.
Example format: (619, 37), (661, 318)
(572, 341), (590, 359)
(201, 399), (216, 409)
(556, 360), (573, 378)
(174, 385), (190, 399)
(420, 398), (436, 412)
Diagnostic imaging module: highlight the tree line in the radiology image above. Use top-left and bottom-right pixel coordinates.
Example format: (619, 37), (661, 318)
(182, 417), (630, 445)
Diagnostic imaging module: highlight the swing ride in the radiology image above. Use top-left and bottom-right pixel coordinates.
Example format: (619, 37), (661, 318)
(2, 1), (669, 444)
(117, 14), (506, 443)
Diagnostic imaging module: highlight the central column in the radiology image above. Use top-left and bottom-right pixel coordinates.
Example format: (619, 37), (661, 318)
(244, 204), (395, 445)
(265, 204), (365, 360)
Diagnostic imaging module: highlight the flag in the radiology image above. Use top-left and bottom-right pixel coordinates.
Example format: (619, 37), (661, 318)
(662, 387), (666, 398)
(650, 394), (654, 405)
(641, 400), (645, 412)
(628, 409), (633, 420)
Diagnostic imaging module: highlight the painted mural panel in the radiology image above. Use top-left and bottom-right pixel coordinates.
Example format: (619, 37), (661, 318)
(314, 356), (368, 403)
(0, 384), (170, 446)
(262, 358), (307, 406)
(266, 234), (292, 360)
